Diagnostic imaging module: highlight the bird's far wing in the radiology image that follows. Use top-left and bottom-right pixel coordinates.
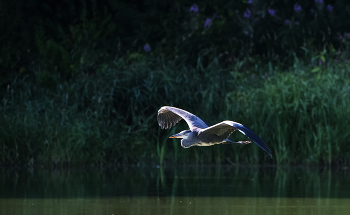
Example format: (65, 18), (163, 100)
(201, 120), (273, 158)
(157, 106), (209, 131)
(198, 122), (237, 140)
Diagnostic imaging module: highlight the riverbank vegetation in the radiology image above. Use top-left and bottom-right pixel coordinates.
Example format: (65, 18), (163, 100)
(1, 58), (350, 166)
(1, 0), (350, 166)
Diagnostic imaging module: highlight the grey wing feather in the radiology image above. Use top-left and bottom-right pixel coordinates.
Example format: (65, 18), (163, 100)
(200, 120), (273, 158)
(198, 123), (237, 140)
(157, 106), (209, 131)
(157, 107), (182, 129)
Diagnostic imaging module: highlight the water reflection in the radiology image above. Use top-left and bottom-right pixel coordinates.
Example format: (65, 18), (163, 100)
(1, 166), (350, 198)
(1, 166), (350, 215)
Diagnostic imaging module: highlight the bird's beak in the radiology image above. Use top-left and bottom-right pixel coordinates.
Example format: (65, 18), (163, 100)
(169, 133), (185, 138)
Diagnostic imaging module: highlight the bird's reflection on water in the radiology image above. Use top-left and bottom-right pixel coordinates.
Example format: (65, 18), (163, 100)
(1, 166), (350, 215)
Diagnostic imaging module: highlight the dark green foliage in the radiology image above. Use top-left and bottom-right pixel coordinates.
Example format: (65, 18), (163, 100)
(226, 62), (350, 165)
(1, 58), (350, 166)
(0, 58), (231, 166)
(1, 0), (350, 80)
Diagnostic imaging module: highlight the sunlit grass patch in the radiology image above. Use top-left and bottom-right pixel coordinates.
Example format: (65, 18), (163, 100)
(226, 64), (350, 165)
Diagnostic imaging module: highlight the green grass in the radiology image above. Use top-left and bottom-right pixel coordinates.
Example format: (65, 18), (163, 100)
(1, 59), (350, 166)
(225, 62), (350, 165)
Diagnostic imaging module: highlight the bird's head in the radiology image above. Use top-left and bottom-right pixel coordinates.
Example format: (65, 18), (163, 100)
(169, 130), (191, 139)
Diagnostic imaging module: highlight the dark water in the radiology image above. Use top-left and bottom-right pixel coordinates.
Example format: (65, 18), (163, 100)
(1, 166), (350, 214)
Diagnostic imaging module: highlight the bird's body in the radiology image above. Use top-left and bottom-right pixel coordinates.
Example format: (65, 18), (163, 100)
(157, 106), (272, 158)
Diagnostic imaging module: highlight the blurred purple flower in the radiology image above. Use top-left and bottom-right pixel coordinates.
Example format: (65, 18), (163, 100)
(295, 21), (300, 25)
(204, 18), (212, 28)
(326, 5), (333, 11)
(268, 9), (276, 16)
(347, 33), (350, 38)
(315, 0), (323, 3)
(294, 3), (302, 12)
(335, 59), (338, 63)
(345, 59), (348, 64)
(189, 4), (199, 13)
(244, 9), (251, 18)
(284, 20), (291, 25)
(339, 35), (343, 40)
(319, 59), (323, 65)
(248, 0), (253, 3)
(144, 44), (151, 52)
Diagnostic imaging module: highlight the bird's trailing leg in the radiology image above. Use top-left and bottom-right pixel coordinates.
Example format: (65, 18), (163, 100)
(235, 141), (251, 145)
(223, 140), (251, 145)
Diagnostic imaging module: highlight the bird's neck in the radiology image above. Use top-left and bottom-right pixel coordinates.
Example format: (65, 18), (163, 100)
(187, 131), (196, 140)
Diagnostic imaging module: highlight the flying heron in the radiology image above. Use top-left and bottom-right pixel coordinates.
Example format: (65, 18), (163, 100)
(157, 106), (272, 158)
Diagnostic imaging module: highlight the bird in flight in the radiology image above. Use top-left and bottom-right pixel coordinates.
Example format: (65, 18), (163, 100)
(157, 106), (272, 158)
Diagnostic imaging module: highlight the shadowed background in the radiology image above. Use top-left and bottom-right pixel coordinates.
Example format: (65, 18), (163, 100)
(1, 0), (350, 166)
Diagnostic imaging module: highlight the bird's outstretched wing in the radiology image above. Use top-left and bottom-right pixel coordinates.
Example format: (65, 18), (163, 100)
(157, 106), (209, 131)
(199, 120), (273, 158)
